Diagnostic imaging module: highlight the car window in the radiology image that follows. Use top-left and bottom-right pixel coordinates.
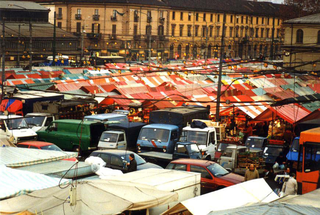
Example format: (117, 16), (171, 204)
(190, 165), (212, 179)
(174, 164), (187, 171)
(166, 163), (174, 169)
(111, 155), (123, 167)
(48, 122), (58, 132)
(17, 144), (29, 148)
(29, 146), (39, 149)
(45, 117), (53, 126)
(100, 153), (111, 164)
(118, 134), (124, 142)
(176, 145), (187, 154)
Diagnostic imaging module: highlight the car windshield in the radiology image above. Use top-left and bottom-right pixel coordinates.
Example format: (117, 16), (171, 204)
(186, 131), (207, 145)
(185, 144), (200, 153)
(124, 153), (146, 165)
(5, 118), (28, 129)
(207, 163), (229, 177)
(25, 116), (45, 127)
(138, 128), (169, 143)
(291, 139), (299, 152)
(264, 147), (283, 156)
(40, 144), (62, 151)
(100, 133), (118, 142)
(246, 138), (264, 149)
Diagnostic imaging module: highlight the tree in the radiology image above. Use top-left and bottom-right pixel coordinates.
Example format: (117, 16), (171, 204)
(285, 0), (320, 16)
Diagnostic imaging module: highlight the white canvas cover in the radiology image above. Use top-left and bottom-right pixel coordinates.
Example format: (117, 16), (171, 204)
(163, 178), (279, 215)
(278, 188), (320, 208)
(0, 165), (68, 200)
(0, 180), (178, 215)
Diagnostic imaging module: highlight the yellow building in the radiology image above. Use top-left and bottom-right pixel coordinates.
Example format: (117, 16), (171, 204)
(38, 0), (283, 61)
(283, 13), (320, 72)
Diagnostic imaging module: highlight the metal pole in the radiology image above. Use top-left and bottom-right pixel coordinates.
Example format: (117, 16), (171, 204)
(215, 13), (226, 122)
(17, 24), (20, 67)
(53, 11), (56, 66)
(29, 20), (32, 71)
(205, 24), (208, 62)
(270, 15), (275, 60)
(81, 25), (84, 66)
(148, 32), (151, 65)
(1, 17), (5, 101)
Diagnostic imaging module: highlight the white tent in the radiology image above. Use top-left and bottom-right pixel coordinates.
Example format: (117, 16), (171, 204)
(0, 165), (68, 200)
(278, 188), (320, 208)
(0, 180), (178, 215)
(163, 178), (279, 215)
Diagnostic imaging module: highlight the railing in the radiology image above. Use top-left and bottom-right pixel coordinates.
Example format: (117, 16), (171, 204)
(93, 15), (100, 21)
(75, 14), (82, 20)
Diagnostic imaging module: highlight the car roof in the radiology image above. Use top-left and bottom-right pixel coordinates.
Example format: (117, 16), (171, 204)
(183, 126), (216, 132)
(0, 115), (23, 119)
(144, 124), (178, 129)
(52, 119), (103, 125)
(25, 113), (52, 117)
(171, 159), (215, 166)
(17, 141), (53, 147)
(84, 114), (126, 120)
(92, 149), (134, 156)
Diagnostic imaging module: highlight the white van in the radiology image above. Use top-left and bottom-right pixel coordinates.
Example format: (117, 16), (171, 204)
(0, 115), (37, 144)
(25, 113), (55, 132)
(98, 130), (127, 149)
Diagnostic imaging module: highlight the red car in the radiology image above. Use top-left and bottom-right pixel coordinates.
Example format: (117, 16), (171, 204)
(166, 159), (244, 194)
(16, 141), (77, 162)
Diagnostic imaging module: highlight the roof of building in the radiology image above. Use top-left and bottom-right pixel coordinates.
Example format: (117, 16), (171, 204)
(37, 0), (282, 16)
(0, 1), (49, 11)
(284, 13), (320, 24)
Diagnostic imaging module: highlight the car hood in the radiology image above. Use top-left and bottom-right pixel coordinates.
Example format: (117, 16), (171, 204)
(137, 162), (163, 170)
(220, 172), (244, 184)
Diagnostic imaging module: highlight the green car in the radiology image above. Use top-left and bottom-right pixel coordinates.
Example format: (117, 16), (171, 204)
(37, 119), (105, 152)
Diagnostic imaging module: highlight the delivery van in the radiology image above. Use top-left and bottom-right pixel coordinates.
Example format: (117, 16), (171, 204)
(37, 119), (105, 152)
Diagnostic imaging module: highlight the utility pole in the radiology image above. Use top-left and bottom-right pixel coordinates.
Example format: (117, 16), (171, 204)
(270, 15), (275, 60)
(80, 25), (84, 66)
(148, 30), (151, 65)
(17, 24), (20, 67)
(205, 24), (208, 62)
(215, 13), (226, 122)
(29, 20), (32, 71)
(53, 11), (56, 66)
(1, 17), (5, 101)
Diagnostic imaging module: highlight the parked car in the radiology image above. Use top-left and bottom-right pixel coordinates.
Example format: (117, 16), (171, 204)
(89, 150), (162, 173)
(16, 141), (77, 161)
(166, 159), (244, 194)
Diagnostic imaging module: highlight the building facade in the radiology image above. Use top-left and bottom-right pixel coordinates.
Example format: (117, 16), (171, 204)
(283, 13), (320, 72)
(37, 0), (284, 61)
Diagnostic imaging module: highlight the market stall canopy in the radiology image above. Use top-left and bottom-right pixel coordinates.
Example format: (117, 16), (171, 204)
(0, 165), (68, 200)
(0, 180), (178, 215)
(211, 202), (320, 215)
(277, 188), (320, 208)
(0, 99), (23, 115)
(162, 178), (278, 215)
(0, 147), (77, 167)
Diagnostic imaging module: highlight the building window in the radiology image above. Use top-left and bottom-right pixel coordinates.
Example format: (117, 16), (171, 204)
(262, 17), (264, 24)
(236, 16), (239, 24)
(134, 10), (139, 22)
(276, 29), (280, 38)
(246, 16), (248, 24)
(57, 22), (62, 28)
(216, 26), (220, 37)
(266, 28), (270, 38)
(250, 28), (254, 37)
(77, 9), (81, 14)
(180, 12), (183, 21)
(187, 25), (192, 37)
(160, 11), (164, 18)
(202, 26), (206, 37)
(318, 30), (320, 44)
(261, 28), (264, 38)
(134, 25), (138, 35)
(255, 28), (259, 38)
(230, 15), (233, 23)
(250, 16), (253, 24)
(229, 27), (233, 37)
(146, 25), (151, 35)
(256, 17), (259, 24)
(112, 24), (116, 35)
(210, 14), (213, 22)
(196, 13), (199, 21)
(158, 25), (164, 36)
(267, 17), (270, 25)
(147, 11), (152, 22)
(94, 9), (99, 15)
(217, 14), (220, 22)
(241, 16), (243, 24)
(180, 25), (183, 37)
(172, 11), (175, 20)
(171, 24), (175, 36)
(76, 22), (81, 32)
(235, 27), (239, 37)
(195, 25), (199, 36)
(58, 8), (62, 19)
(203, 13), (206, 21)
(188, 12), (191, 21)
(209, 26), (213, 37)
(92, 23), (100, 33)
(296, 29), (303, 43)
(278, 19), (280, 26)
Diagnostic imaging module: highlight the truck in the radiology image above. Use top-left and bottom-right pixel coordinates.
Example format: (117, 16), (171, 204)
(217, 144), (266, 176)
(0, 115), (37, 144)
(137, 106), (210, 153)
(25, 113), (56, 132)
(139, 142), (203, 168)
